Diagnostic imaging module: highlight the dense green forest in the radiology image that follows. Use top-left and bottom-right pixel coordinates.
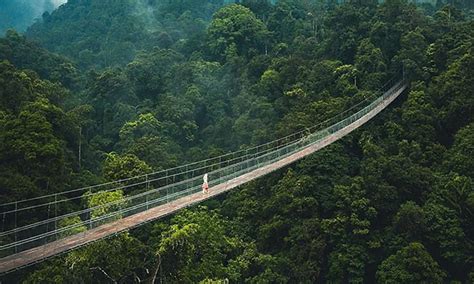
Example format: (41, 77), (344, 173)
(0, 0), (473, 282)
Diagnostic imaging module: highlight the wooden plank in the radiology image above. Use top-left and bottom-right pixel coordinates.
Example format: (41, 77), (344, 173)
(0, 83), (407, 274)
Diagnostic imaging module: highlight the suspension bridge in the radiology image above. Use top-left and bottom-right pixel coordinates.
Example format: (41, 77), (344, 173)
(0, 78), (408, 274)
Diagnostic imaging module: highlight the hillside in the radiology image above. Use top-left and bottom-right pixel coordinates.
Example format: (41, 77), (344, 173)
(0, 0), (473, 282)
(25, 0), (227, 69)
(0, 0), (67, 34)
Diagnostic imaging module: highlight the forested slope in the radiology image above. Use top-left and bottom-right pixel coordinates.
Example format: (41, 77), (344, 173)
(0, 0), (473, 283)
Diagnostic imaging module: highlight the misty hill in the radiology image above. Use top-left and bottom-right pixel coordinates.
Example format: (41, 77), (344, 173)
(20, 0), (474, 70)
(0, 0), (66, 35)
(25, 0), (229, 69)
(0, 30), (77, 87)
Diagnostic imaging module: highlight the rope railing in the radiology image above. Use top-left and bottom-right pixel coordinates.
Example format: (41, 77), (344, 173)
(0, 76), (406, 259)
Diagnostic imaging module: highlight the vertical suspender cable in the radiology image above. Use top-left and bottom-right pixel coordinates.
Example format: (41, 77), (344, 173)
(54, 194), (58, 241)
(14, 201), (17, 254)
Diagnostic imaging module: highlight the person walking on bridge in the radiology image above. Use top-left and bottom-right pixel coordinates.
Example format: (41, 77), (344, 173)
(202, 173), (209, 194)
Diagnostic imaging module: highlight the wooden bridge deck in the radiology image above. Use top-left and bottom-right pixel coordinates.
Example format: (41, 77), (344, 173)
(0, 83), (407, 274)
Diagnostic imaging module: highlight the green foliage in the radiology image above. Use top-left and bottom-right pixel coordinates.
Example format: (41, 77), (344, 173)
(376, 242), (446, 283)
(102, 152), (151, 181)
(401, 88), (437, 144)
(85, 189), (124, 220)
(415, 166), (474, 280)
(207, 4), (269, 61)
(1, 1), (474, 283)
(24, 233), (150, 284)
(120, 113), (162, 147)
(27, 0), (146, 69)
(445, 123), (474, 177)
(0, 30), (79, 88)
(355, 38), (386, 89)
(322, 178), (377, 283)
(154, 207), (287, 283)
(57, 216), (87, 238)
(0, 60), (76, 202)
(23, 0), (226, 70)
(397, 28), (429, 80)
(393, 201), (426, 241)
(324, 4), (372, 63)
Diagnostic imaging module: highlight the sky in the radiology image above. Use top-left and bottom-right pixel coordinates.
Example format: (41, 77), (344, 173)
(0, 0), (67, 35)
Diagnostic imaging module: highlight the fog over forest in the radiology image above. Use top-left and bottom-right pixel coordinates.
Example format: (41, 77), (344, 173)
(0, 0), (67, 34)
